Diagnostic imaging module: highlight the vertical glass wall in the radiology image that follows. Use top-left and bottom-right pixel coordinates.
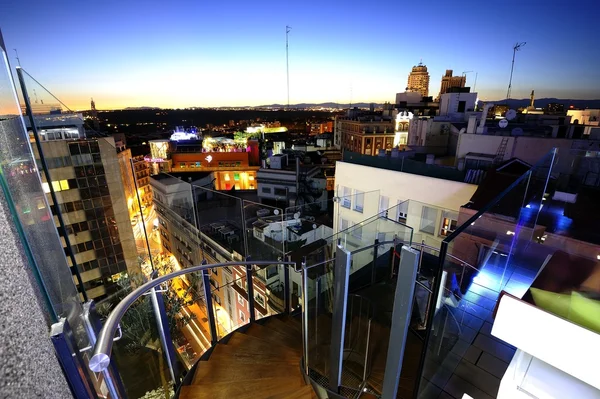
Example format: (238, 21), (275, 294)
(416, 150), (557, 397)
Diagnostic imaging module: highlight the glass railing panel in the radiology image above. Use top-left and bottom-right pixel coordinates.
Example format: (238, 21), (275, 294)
(339, 202), (414, 287)
(305, 256), (336, 386)
(416, 149), (557, 396)
(17, 66), (152, 311)
(211, 271), (250, 340)
(341, 294), (375, 391)
(252, 263), (285, 320)
(189, 183), (246, 262)
(166, 269), (211, 370)
(96, 284), (174, 399)
(4, 64), (84, 322)
(285, 196), (336, 230)
(333, 188), (380, 234)
(243, 200), (284, 261)
(9, 64), (137, 396)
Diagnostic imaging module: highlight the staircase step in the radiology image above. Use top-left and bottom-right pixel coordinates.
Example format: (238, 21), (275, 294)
(265, 317), (303, 339)
(225, 332), (301, 357)
(180, 376), (305, 399)
(192, 359), (303, 384)
(267, 384), (317, 398)
(209, 344), (300, 365)
(276, 314), (303, 333)
(245, 323), (302, 351)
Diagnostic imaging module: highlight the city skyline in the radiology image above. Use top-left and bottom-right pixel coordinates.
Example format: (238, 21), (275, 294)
(2, 0), (599, 110)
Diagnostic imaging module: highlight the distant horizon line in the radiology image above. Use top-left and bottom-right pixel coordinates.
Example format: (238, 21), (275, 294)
(72, 97), (600, 112)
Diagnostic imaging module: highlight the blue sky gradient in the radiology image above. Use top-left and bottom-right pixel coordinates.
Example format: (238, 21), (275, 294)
(2, 0), (599, 109)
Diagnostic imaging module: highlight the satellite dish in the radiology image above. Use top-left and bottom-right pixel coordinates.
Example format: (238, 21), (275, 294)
(511, 127), (524, 136)
(293, 212), (300, 220)
(459, 128), (466, 134)
(312, 224), (317, 229)
(273, 209), (280, 215)
(505, 109), (517, 120)
(499, 119), (509, 128)
(333, 196), (339, 203)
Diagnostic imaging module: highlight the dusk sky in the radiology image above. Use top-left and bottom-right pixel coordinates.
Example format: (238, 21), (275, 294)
(1, 0), (599, 110)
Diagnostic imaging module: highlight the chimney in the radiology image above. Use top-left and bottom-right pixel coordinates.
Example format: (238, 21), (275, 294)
(477, 103), (494, 134)
(467, 115), (477, 134)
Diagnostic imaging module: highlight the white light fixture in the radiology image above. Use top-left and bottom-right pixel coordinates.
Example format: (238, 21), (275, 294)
(506, 230), (515, 236)
(205, 155), (213, 163)
(597, 255), (600, 260)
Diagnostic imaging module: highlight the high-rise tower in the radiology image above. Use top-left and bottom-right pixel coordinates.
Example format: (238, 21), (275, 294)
(407, 62), (430, 97)
(437, 70), (466, 100)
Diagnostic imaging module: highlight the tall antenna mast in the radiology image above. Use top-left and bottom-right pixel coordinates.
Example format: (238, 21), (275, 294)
(286, 25), (292, 110)
(506, 42), (526, 100)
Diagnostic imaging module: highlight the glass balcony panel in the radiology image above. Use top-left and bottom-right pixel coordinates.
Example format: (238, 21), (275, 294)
(416, 150), (557, 396)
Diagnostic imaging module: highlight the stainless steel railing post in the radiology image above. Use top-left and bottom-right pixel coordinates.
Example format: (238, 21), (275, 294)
(149, 286), (177, 384)
(201, 269), (219, 345)
(363, 319), (372, 383)
(301, 258), (309, 376)
(246, 257), (256, 323)
(328, 244), (352, 392)
(82, 301), (126, 399)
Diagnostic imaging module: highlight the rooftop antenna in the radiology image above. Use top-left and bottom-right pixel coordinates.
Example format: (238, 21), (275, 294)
(462, 70), (478, 91)
(506, 42), (526, 100)
(13, 48), (20, 66)
(286, 25), (291, 110)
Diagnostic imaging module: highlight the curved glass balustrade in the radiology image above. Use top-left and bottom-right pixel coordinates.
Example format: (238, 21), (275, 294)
(415, 149), (559, 397)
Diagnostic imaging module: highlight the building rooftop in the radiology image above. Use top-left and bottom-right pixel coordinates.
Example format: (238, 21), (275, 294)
(151, 172), (213, 186)
(287, 220), (318, 236)
(342, 150), (467, 182)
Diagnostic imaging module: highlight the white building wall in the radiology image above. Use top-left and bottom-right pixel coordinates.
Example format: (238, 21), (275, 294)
(334, 162), (477, 248)
(439, 92), (478, 116)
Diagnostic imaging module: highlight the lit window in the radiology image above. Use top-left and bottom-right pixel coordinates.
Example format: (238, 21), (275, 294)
(248, 175), (254, 181)
(59, 180), (70, 190)
(224, 174), (230, 181)
(180, 163), (185, 168)
(52, 181), (61, 192)
(239, 309), (245, 322)
(234, 173), (240, 181)
(42, 182), (50, 193)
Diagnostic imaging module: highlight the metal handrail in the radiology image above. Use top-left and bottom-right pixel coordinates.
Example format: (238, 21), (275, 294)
(410, 242), (478, 272)
(89, 260), (296, 372)
(349, 239), (395, 255)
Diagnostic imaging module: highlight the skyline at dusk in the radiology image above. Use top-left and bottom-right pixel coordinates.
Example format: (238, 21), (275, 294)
(2, 0), (599, 110)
